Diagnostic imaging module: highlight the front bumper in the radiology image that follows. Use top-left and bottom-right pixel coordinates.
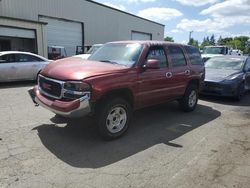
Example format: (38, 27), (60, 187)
(201, 81), (238, 97)
(28, 86), (91, 118)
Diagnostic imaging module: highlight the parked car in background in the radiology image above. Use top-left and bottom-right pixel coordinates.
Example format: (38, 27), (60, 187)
(201, 55), (250, 100)
(230, 49), (243, 56)
(201, 46), (230, 62)
(74, 44), (103, 59)
(0, 51), (50, 82)
(48, 46), (67, 60)
(28, 41), (205, 140)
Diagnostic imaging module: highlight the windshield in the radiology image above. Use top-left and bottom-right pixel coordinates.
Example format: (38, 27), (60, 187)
(205, 57), (244, 70)
(203, 47), (225, 54)
(88, 43), (143, 67)
(86, 45), (102, 54)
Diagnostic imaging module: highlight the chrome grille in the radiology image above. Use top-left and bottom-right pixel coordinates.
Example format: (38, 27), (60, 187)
(38, 75), (63, 99)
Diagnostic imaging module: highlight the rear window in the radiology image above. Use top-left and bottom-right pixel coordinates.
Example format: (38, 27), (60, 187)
(185, 46), (203, 65)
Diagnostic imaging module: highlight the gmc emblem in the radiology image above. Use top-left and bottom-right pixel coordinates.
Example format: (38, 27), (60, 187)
(42, 83), (52, 90)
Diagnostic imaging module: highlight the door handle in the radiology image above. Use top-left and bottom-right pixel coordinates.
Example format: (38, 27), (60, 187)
(166, 72), (172, 78)
(185, 70), (190, 75)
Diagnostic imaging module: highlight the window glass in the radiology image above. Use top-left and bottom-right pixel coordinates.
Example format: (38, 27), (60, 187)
(89, 43), (143, 67)
(184, 46), (203, 65)
(30, 55), (44, 62)
(16, 54), (43, 63)
(0, 54), (16, 63)
(168, 46), (187, 67)
(245, 58), (250, 72)
(146, 46), (167, 68)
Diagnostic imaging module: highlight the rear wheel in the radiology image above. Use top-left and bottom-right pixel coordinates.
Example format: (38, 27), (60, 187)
(179, 84), (198, 112)
(96, 98), (132, 140)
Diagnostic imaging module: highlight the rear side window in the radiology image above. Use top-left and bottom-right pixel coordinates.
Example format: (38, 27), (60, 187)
(0, 54), (16, 63)
(168, 46), (187, 67)
(185, 46), (203, 65)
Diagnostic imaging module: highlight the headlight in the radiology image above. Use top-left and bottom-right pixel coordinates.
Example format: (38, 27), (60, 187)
(224, 73), (242, 81)
(64, 81), (91, 92)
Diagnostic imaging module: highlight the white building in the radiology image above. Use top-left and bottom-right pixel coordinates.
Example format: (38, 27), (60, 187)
(0, 0), (165, 57)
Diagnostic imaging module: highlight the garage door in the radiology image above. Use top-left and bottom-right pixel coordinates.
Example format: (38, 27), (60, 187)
(0, 26), (35, 39)
(131, 31), (152, 40)
(39, 16), (83, 56)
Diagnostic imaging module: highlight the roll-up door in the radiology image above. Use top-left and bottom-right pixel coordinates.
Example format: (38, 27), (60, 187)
(0, 26), (35, 39)
(131, 31), (152, 40)
(39, 16), (83, 56)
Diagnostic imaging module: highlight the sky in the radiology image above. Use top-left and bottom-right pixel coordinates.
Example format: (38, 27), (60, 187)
(93, 0), (250, 44)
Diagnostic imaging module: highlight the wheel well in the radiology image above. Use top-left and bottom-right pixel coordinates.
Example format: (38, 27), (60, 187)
(188, 79), (200, 88)
(95, 88), (134, 110)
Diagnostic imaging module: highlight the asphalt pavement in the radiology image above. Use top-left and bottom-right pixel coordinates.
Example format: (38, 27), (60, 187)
(0, 82), (250, 188)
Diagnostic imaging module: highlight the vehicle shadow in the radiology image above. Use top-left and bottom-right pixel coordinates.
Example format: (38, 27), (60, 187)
(200, 91), (250, 106)
(33, 102), (221, 168)
(0, 81), (36, 89)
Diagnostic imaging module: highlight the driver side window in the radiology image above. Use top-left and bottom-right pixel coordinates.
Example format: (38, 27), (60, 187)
(245, 58), (250, 72)
(146, 46), (168, 68)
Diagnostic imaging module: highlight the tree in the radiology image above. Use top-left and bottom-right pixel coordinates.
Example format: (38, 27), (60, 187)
(200, 37), (210, 49)
(164, 36), (174, 42)
(217, 36), (223, 45)
(188, 38), (199, 48)
(210, 34), (215, 46)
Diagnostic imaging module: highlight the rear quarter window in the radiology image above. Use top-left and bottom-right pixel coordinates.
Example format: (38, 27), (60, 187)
(184, 46), (203, 65)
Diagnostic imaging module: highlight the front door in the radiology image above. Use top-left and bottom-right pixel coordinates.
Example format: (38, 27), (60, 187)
(137, 45), (175, 108)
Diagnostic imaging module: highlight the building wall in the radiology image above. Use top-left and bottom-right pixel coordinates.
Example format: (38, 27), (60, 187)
(0, 0), (164, 47)
(0, 17), (48, 57)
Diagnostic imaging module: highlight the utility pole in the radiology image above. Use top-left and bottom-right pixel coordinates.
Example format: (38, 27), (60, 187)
(189, 31), (193, 44)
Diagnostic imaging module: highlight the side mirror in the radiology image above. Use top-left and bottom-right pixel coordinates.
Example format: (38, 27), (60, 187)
(143, 59), (160, 69)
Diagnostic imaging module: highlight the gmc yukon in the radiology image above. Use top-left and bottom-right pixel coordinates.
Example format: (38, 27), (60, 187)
(29, 41), (205, 140)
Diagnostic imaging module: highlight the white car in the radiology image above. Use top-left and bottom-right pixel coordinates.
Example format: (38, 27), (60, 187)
(74, 44), (103, 59)
(0, 51), (50, 82)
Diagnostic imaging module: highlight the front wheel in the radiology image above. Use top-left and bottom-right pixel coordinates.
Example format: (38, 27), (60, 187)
(179, 84), (198, 112)
(96, 98), (132, 140)
(234, 82), (245, 101)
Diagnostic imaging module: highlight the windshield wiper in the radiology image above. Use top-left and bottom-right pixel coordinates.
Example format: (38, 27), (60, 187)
(99, 60), (119, 65)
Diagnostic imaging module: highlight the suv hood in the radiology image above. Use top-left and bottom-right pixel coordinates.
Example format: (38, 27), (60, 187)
(41, 57), (128, 80)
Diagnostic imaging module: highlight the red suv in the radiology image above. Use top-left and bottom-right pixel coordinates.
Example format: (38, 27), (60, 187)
(29, 41), (205, 140)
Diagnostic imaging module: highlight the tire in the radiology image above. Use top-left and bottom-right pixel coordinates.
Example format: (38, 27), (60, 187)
(179, 84), (198, 112)
(96, 98), (132, 140)
(234, 82), (245, 101)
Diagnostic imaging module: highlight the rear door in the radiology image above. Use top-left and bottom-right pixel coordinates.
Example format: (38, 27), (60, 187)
(138, 45), (176, 107)
(0, 54), (18, 82)
(15, 54), (47, 80)
(167, 45), (190, 96)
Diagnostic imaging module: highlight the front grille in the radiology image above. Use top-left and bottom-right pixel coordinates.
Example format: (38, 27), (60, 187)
(39, 76), (62, 98)
(204, 81), (221, 88)
(203, 81), (222, 94)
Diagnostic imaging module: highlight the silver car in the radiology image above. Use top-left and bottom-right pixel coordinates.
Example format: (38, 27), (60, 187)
(0, 51), (50, 82)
